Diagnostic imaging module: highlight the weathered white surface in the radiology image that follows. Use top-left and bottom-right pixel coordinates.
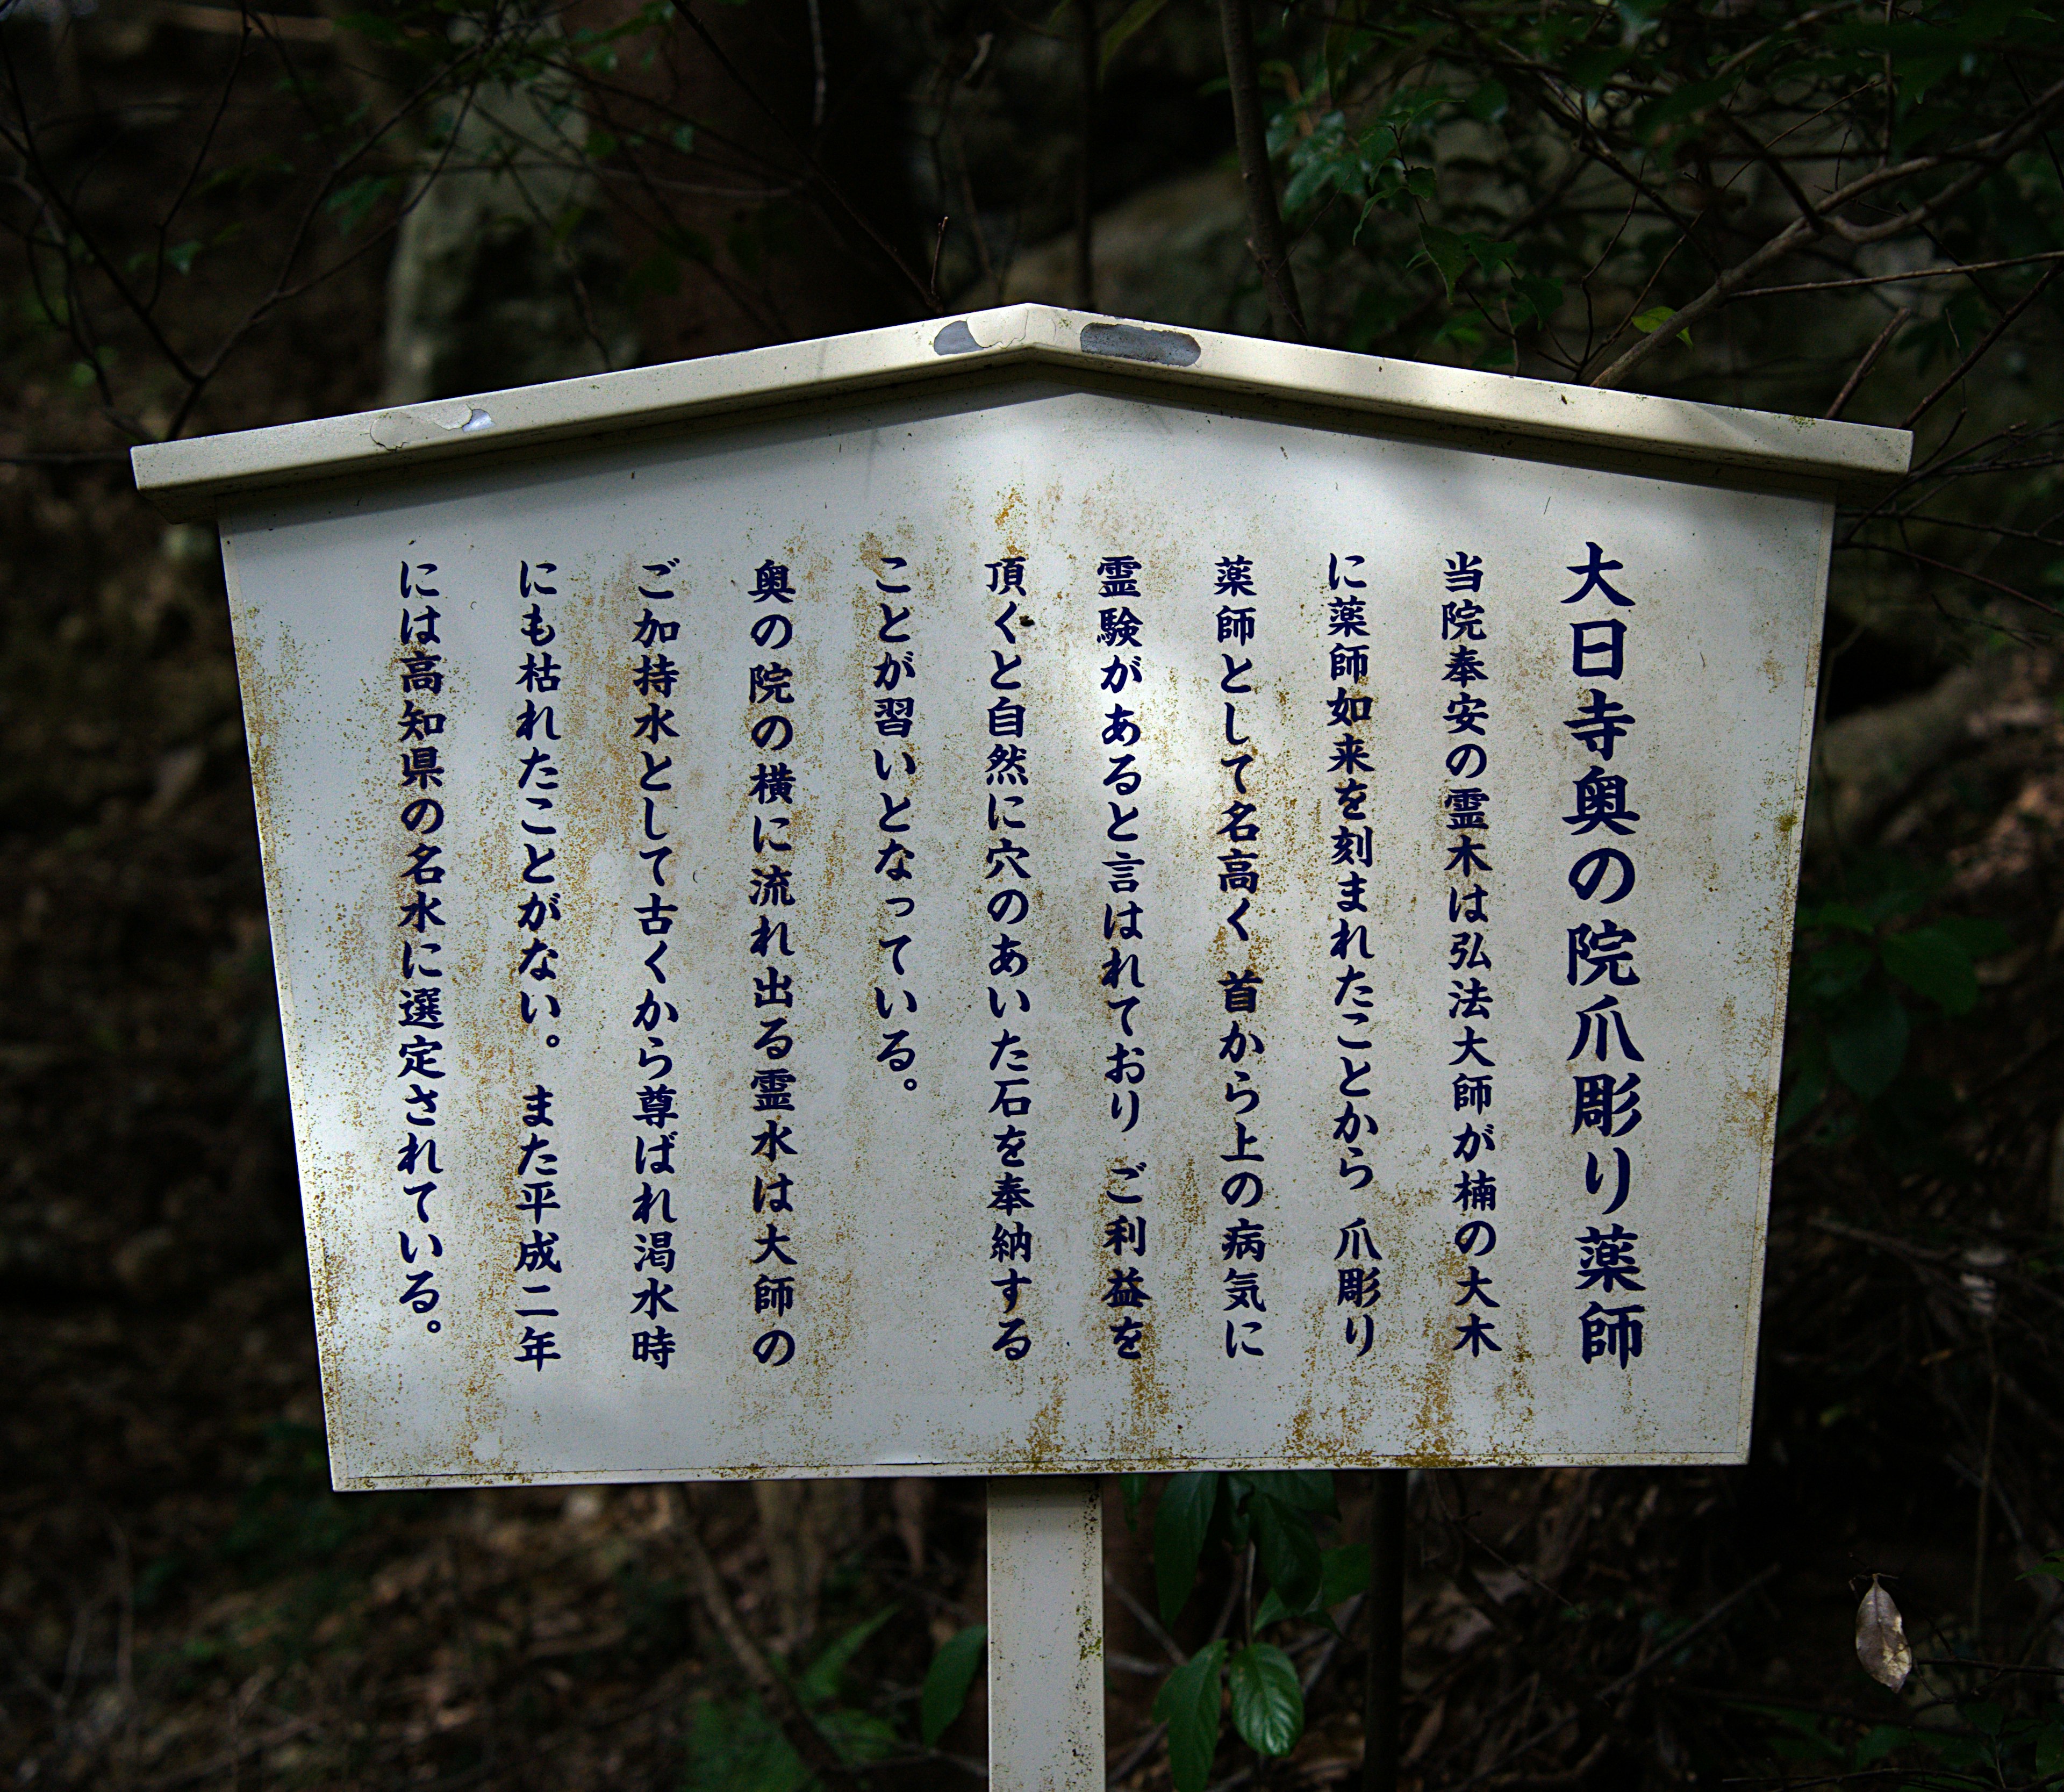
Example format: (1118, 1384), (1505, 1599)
(222, 376), (1828, 1488)
(988, 1479), (1104, 1792)
(134, 304), (1908, 522)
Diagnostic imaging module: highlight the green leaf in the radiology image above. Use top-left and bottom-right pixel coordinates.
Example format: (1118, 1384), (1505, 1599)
(1776, 1044), (1829, 1135)
(682, 1690), (813, 1792)
(1465, 78), (1509, 123)
(1933, 915), (2011, 958)
(1411, 224), (1520, 298)
(1416, 224), (1471, 298)
(2037, 1718), (2064, 1779)
(794, 1607), (897, 1707)
(1631, 305), (1692, 346)
(1120, 1473), (1145, 1526)
(2020, 1550), (2064, 1585)
(919, 1624), (985, 1746)
(1254, 1540), (1368, 1630)
(1152, 1640), (1226, 1792)
(1632, 76), (1738, 145)
(1881, 926), (1979, 1014)
(1099, 0), (1171, 78)
(325, 174), (396, 236)
(1228, 1643), (1303, 1757)
(1253, 1470), (1335, 1514)
(1249, 1489), (1324, 1617)
(1798, 900), (1876, 934)
(1154, 1473), (1220, 1626)
(670, 123), (697, 153)
(1319, 1540), (1371, 1607)
(1512, 275), (1565, 329)
(819, 1704), (902, 1765)
(1801, 938), (1875, 1003)
(165, 240), (201, 275)
(1853, 1724), (1912, 1767)
(1561, 47), (1628, 92)
(1826, 983), (1909, 1098)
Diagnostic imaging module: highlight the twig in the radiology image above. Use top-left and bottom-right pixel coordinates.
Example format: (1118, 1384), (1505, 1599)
(672, 1490), (865, 1792)
(1439, 1566), (1779, 1792)
(139, 1718), (317, 1790)
(1298, 1592), (1363, 1696)
(949, 121), (1001, 307)
(1589, 74), (2064, 389)
(670, 6), (940, 312)
(1105, 1565), (1186, 1666)
(1216, 0), (1306, 341)
(1825, 306), (1911, 419)
(1107, 1718), (1170, 1787)
(1902, 263), (2064, 430)
(1737, 249), (2064, 300)
(1107, 1565), (1246, 1786)
(1972, 1331), (2000, 1638)
(1840, 543), (2064, 621)
(1916, 1658), (2064, 1674)
(1588, 1565), (1779, 1708)
(154, 3), (333, 41)
(805, 0), (827, 131)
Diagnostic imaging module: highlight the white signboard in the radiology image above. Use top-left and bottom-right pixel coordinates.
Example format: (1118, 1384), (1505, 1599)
(136, 308), (1905, 1488)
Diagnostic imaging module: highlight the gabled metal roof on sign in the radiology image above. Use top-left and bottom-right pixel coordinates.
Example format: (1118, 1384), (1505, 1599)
(131, 303), (1911, 522)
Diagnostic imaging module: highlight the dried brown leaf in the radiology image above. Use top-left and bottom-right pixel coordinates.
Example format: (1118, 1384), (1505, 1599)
(1854, 1576), (1911, 1691)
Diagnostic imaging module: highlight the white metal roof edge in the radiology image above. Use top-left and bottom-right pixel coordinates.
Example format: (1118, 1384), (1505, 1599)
(131, 302), (1911, 520)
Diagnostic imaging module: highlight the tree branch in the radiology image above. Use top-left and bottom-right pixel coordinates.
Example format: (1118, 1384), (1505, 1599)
(1589, 76), (2064, 389)
(1824, 305), (1910, 420)
(1901, 263), (2063, 431)
(1217, 0), (1306, 341)
(672, 1491), (867, 1792)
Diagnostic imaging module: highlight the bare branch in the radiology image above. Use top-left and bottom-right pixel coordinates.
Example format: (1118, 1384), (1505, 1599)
(1825, 305), (1910, 420)
(1901, 263), (2063, 432)
(671, 1492), (867, 1792)
(1589, 76), (2064, 389)
(1734, 250), (2064, 301)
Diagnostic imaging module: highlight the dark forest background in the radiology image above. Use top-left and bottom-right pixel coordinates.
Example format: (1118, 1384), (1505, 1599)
(5, 1), (2064, 1788)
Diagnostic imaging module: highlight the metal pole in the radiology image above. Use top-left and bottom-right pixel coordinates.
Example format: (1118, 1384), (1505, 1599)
(1364, 1468), (1408, 1792)
(988, 1475), (1105, 1792)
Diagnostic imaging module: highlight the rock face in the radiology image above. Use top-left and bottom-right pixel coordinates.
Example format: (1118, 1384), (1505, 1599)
(1804, 662), (1991, 861)
(1000, 169), (1253, 327)
(992, 166), (1367, 339)
(380, 40), (639, 405)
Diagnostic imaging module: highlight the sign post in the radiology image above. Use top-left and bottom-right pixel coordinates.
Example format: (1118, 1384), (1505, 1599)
(988, 1478), (1105, 1790)
(134, 304), (1907, 1781)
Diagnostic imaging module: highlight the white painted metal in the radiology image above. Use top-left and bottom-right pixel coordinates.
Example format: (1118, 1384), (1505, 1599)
(133, 311), (1901, 1490)
(131, 304), (1908, 523)
(218, 381), (1828, 1485)
(987, 1478), (1105, 1792)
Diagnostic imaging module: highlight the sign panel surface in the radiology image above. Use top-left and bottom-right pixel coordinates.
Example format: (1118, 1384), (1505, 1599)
(224, 382), (1825, 1487)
